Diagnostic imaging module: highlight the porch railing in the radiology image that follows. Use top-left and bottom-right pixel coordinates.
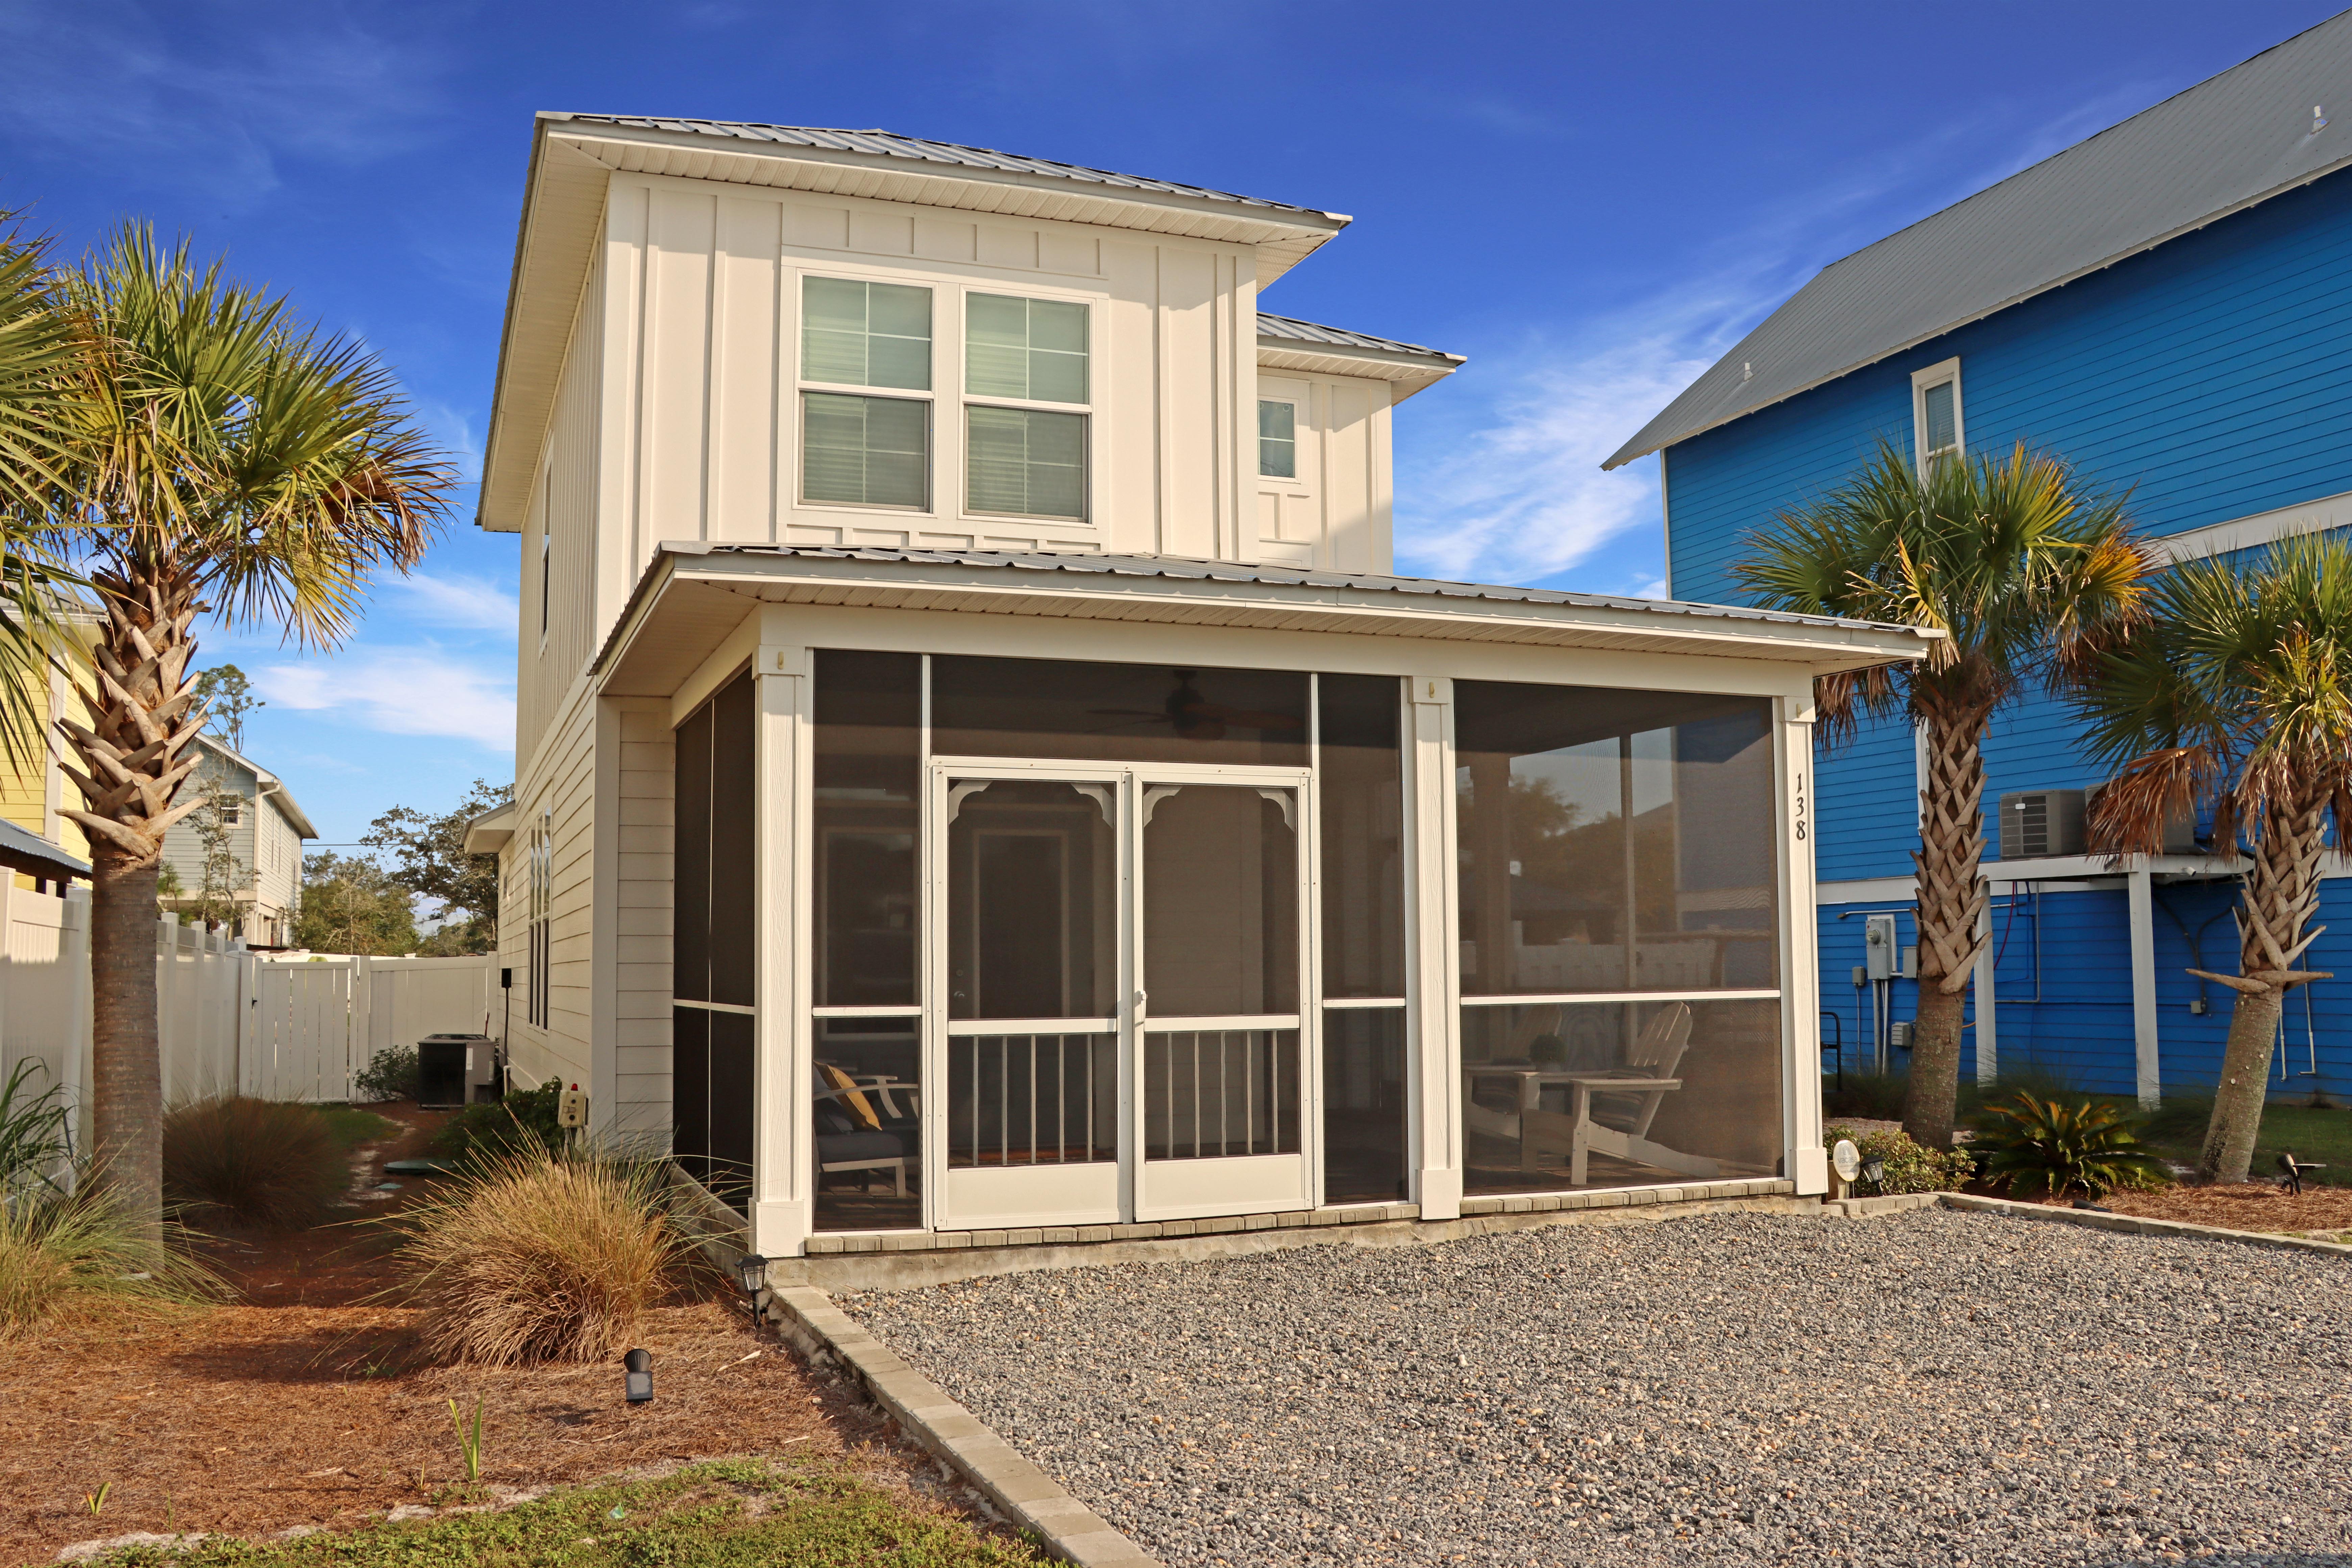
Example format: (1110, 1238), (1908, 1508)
(1143, 1026), (1299, 1160)
(946, 1026), (1116, 1168)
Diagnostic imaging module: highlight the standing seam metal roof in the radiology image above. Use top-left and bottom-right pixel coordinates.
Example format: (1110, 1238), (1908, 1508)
(1605, 10), (2352, 469)
(1255, 311), (1463, 364)
(542, 115), (1347, 224)
(668, 541), (1924, 636)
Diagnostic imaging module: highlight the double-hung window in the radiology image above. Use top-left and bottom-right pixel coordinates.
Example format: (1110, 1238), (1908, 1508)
(1911, 358), (1962, 470)
(964, 292), (1089, 521)
(800, 276), (933, 510)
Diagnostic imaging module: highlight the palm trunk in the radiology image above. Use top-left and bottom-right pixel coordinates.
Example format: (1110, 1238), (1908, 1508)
(1904, 693), (1993, 1149)
(54, 563), (209, 1237)
(87, 851), (162, 1240)
(2195, 792), (2328, 1183)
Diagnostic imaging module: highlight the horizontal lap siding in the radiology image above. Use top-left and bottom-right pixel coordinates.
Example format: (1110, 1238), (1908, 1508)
(615, 706), (675, 1136)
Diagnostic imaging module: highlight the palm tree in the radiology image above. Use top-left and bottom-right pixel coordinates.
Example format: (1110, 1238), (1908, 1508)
(0, 215), (88, 768)
(21, 227), (456, 1228)
(1736, 441), (2151, 1149)
(2074, 531), (2352, 1183)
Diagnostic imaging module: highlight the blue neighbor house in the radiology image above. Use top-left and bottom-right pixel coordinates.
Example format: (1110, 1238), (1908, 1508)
(1608, 14), (2352, 1110)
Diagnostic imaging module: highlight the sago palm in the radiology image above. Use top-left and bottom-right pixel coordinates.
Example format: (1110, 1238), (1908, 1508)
(1736, 440), (2151, 1150)
(2073, 530), (2352, 1183)
(21, 226), (456, 1228)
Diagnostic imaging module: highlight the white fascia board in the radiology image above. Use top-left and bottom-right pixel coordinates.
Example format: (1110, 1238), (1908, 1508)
(2148, 490), (2352, 563)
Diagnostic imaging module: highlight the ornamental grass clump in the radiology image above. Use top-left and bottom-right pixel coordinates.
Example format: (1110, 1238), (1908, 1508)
(398, 1150), (688, 1366)
(0, 1183), (220, 1337)
(1972, 1091), (2170, 1201)
(163, 1095), (349, 1228)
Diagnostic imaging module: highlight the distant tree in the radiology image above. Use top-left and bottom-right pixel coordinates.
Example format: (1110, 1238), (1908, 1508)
(186, 777), (249, 932)
(362, 778), (510, 954)
(153, 862), (184, 901)
(190, 665), (261, 753)
(293, 851), (417, 956)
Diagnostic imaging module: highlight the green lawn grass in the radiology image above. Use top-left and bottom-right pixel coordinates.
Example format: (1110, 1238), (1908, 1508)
(93, 1461), (1046, 1567)
(315, 1105), (401, 1151)
(2140, 1099), (2352, 1185)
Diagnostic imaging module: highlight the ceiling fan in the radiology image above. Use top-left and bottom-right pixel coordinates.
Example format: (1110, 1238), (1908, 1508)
(1089, 670), (1303, 742)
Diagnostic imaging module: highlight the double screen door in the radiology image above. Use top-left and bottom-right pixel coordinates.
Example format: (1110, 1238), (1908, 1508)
(924, 758), (1313, 1229)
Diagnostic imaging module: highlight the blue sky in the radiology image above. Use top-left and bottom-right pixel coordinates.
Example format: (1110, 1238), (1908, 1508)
(1, 0), (2339, 841)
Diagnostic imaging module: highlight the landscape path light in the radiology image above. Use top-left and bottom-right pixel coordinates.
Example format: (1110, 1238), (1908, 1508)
(623, 1348), (653, 1404)
(734, 1253), (769, 1324)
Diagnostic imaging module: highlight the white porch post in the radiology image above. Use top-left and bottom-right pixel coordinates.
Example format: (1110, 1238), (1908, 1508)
(752, 631), (813, 1257)
(1405, 676), (1461, 1220)
(2128, 862), (2160, 1108)
(1974, 894), (1998, 1085)
(1780, 697), (1828, 1195)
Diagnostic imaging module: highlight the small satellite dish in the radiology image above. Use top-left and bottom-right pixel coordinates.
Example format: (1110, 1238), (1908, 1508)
(1831, 1139), (1861, 1182)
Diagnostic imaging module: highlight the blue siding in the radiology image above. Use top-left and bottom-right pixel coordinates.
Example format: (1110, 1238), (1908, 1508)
(1817, 884), (2352, 1104)
(1682, 171), (2352, 1097)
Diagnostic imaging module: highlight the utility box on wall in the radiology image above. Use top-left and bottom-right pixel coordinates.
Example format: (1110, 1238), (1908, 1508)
(1999, 789), (2086, 859)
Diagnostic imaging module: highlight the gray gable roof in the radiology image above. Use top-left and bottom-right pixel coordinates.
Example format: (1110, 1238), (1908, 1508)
(544, 116), (1346, 225)
(1605, 12), (2352, 469)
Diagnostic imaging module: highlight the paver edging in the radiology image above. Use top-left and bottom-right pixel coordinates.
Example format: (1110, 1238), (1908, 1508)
(766, 1283), (1161, 1568)
(1938, 1192), (2352, 1256)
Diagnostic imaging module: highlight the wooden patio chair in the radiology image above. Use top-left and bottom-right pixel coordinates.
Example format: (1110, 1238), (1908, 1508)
(1520, 1001), (1722, 1185)
(815, 1062), (920, 1196)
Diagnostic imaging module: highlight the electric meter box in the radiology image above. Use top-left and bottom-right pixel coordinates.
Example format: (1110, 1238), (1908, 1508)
(1863, 913), (1899, 980)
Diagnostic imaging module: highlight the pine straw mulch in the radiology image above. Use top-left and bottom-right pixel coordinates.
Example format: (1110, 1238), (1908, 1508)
(2090, 1179), (2352, 1238)
(0, 1108), (979, 1566)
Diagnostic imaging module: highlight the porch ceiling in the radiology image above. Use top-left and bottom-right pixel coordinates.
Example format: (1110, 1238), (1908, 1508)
(596, 545), (1936, 697)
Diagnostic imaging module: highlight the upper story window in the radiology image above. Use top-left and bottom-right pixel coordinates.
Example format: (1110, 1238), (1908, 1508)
(801, 277), (934, 512)
(1258, 398), (1297, 479)
(1911, 358), (1963, 469)
(964, 292), (1089, 521)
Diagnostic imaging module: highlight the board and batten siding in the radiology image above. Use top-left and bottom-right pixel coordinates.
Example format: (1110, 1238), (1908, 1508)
(589, 173), (1263, 585)
(521, 242), (607, 769)
(1666, 166), (2352, 883)
(1253, 370), (1394, 573)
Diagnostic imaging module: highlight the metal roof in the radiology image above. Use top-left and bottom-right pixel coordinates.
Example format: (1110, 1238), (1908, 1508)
(0, 818), (88, 882)
(669, 542), (1922, 635)
(1605, 11), (2352, 469)
(544, 115), (1346, 226)
(1255, 311), (1463, 366)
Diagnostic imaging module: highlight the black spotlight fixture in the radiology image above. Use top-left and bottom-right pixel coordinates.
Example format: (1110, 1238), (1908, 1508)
(623, 1348), (653, 1404)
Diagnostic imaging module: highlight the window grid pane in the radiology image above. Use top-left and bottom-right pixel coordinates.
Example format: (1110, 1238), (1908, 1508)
(1923, 381), (1957, 453)
(1259, 399), (1297, 479)
(967, 406), (1086, 519)
(965, 293), (1089, 404)
(803, 392), (928, 509)
(801, 278), (933, 392)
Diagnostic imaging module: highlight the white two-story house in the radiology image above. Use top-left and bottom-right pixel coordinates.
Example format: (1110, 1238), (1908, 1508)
(465, 114), (1930, 1266)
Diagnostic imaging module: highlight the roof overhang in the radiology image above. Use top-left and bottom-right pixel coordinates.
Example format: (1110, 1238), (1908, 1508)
(0, 818), (88, 884)
(462, 802), (518, 856)
(593, 545), (1937, 701)
(477, 116), (1353, 532)
(1255, 336), (1461, 403)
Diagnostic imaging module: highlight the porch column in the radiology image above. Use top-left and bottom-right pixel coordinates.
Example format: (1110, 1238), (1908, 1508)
(2128, 862), (2160, 1108)
(1779, 697), (1828, 1195)
(1974, 894), (1997, 1085)
(1406, 676), (1461, 1220)
(752, 634), (814, 1256)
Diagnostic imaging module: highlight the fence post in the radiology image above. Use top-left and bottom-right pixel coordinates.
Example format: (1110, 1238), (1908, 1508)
(348, 954), (371, 1103)
(60, 887), (89, 1178)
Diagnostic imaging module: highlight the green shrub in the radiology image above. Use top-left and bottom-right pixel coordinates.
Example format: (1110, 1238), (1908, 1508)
(1824, 1124), (1977, 1194)
(1970, 1092), (2171, 1200)
(0, 1182), (220, 1337)
(163, 1096), (350, 1228)
(353, 1045), (420, 1102)
(0, 1057), (68, 1192)
(396, 1148), (688, 1365)
(430, 1081), (565, 1165)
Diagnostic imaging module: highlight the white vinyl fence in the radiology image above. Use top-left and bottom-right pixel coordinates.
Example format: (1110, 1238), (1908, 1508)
(0, 880), (497, 1141)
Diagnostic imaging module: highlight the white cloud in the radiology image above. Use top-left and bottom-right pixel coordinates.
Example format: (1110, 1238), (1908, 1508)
(393, 572), (518, 631)
(258, 653), (513, 751)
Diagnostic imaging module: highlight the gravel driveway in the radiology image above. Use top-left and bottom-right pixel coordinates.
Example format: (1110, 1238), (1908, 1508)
(842, 1209), (2352, 1567)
